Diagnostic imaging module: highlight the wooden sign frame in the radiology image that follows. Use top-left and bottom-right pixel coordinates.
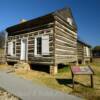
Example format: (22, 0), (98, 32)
(70, 65), (94, 89)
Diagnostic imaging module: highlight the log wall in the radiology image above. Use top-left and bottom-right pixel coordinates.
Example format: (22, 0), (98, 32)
(54, 16), (77, 65)
(6, 23), (55, 65)
(77, 42), (84, 61)
(77, 41), (91, 64)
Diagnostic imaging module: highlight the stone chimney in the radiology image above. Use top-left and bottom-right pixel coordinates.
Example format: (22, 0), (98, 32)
(20, 19), (27, 23)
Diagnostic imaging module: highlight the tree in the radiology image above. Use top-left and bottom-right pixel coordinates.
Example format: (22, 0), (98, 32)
(0, 31), (7, 49)
(93, 46), (100, 57)
(93, 46), (100, 51)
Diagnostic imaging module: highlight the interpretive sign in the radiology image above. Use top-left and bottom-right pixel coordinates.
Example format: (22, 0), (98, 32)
(70, 66), (94, 88)
(71, 66), (93, 75)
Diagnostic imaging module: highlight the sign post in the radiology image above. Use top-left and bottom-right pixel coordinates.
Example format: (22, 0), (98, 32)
(70, 66), (94, 89)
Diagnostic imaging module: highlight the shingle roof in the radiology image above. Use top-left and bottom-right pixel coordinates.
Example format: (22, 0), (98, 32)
(6, 7), (77, 36)
(77, 39), (91, 47)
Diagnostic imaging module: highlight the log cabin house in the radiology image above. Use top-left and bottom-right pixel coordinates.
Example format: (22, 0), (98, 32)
(6, 8), (78, 74)
(77, 39), (92, 64)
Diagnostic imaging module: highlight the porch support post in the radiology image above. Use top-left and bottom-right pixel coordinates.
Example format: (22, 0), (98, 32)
(76, 60), (79, 66)
(82, 59), (86, 65)
(76, 56), (79, 65)
(90, 75), (94, 88)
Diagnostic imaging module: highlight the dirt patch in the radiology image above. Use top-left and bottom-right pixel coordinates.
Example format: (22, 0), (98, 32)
(0, 87), (21, 100)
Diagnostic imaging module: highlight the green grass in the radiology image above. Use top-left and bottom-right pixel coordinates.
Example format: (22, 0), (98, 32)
(71, 86), (100, 100)
(90, 62), (100, 67)
(58, 65), (70, 73)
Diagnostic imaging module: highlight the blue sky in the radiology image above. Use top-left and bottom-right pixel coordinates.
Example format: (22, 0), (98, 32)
(0, 0), (100, 47)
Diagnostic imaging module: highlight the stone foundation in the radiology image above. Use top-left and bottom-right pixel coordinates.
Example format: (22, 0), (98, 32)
(14, 62), (30, 71)
(50, 65), (58, 75)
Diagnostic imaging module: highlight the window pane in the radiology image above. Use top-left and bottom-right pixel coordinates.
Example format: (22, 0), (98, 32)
(37, 37), (42, 54)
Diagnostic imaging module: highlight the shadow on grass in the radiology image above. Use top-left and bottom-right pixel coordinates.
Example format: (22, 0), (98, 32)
(56, 78), (91, 88)
(56, 78), (77, 88)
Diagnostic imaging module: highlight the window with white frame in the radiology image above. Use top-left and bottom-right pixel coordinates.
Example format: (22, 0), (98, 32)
(34, 35), (49, 56)
(86, 47), (90, 57)
(8, 42), (13, 56)
(67, 17), (73, 25)
(7, 41), (16, 56)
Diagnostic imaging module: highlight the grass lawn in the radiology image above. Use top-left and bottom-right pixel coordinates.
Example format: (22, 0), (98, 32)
(1, 62), (100, 100)
(0, 64), (7, 70)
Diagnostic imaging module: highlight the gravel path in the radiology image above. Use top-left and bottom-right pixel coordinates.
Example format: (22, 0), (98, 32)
(0, 71), (82, 100)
